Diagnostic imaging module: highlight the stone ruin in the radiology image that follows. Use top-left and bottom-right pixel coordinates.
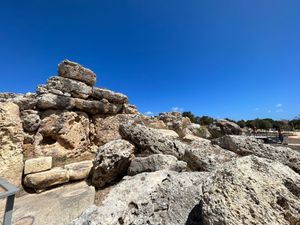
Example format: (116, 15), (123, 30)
(0, 60), (300, 225)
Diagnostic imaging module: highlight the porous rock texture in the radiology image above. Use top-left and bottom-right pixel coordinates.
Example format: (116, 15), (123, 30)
(183, 136), (237, 171)
(70, 170), (209, 225)
(208, 119), (242, 138)
(120, 123), (186, 159)
(213, 135), (300, 174)
(91, 139), (135, 188)
(202, 156), (300, 225)
(0, 102), (24, 187)
(127, 154), (187, 175)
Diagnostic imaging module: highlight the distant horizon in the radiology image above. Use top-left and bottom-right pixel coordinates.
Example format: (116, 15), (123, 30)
(1, 1), (299, 120)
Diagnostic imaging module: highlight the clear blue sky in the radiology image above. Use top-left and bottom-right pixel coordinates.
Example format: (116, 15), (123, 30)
(1, 0), (299, 120)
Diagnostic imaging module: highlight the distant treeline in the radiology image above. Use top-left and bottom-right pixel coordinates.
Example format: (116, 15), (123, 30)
(182, 111), (300, 131)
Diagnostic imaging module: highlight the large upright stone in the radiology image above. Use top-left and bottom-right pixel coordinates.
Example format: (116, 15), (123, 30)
(91, 139), (135, 188)
(33, 110), (92, 166)
(58, 60), (96, 86)
(0, 102), (24, 187)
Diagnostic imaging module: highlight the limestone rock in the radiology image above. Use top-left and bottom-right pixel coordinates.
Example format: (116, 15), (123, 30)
(37, 93), (75, 110)
(21, 110), (41, 132)
(91, 139), (135, 188)
(212, 135), (300, 174)
(183, 137), (237, 171)
(24, 167), (69, 190)
(92, 87), (128, 104)
(0, 92), (37, 110)
(90, 114), (142, 147)
(0, 102), (24, 187)
(65, 160), (93, 181)
(74, 98), (123, 115)
(24, 157), (52, 175)
(155, 128), (180, 138)
(42, 76), (93, 99)
(58, 59), (96, 86)
(122, 103), (138, 114)
(208, 119), (242, 138)
(202, 156), (300, 225)
(34, 110), (92, 166)
(70, 171), (209, 225)
(128, 154), (187, 175)
(120, 123), (186, 159)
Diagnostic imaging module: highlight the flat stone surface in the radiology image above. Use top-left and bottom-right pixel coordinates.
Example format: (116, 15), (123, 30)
(65, 161), (93, 181)
(0, 182), (95, 225)
(24, 157), (52, 175)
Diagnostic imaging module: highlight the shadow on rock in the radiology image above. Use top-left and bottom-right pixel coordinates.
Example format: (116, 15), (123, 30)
(185, 201), (203, 225)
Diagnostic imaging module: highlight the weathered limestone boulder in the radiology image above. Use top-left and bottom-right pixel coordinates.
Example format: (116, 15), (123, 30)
(24, 167), (69, 190)
(0, 182), (95, 225)
(74, 98), (122, 115)
(208, 119), (242, 138)
(0, 92), (37, 110)
(202, 156), (300, 225)
(37, 93), (75, 110)
(155, 129), (180, 138)
(120, 123), (186, 159)
(65, 160), (93, 181)
(92, 87), (128, 104)
(212, 135), (300, 174)
(70, 170), (209, 225)
(90, 114), (142, 147)
(58, 59), (96, 86)
(0, 102), (24, 187)
(128, 154), (187, 175)
(41, 76), (93, 99)
(183, 137), (237, 171)
(91, 139), (135, 188)
(34, 110), (92, 166)
(122, 103), (139, 114)
(21, 110), (41, 132)
(24, 157), (52, 175)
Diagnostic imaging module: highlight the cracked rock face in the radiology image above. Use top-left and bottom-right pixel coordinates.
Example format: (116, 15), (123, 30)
(208, 119), (242, 138)
(91, 139), (136, 188)
(212, 135), (300, 174)
(202, 156), (300, 225)
(120, 123), (186, 159)
(58, 59), (96, 86)
(33, 110), (92, 166)
(70, 170), (209, 225)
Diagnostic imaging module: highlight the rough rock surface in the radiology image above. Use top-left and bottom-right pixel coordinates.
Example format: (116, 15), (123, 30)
(21, 110), (41, 132)
(128, 154), (187, 175)
(90, 114), (142, 147)
(212, 135), (300, 173)
(0, 92), (37, 110)
(24, 167), (70, 190)
(0, 182), (95, 225)
(92, 87), (128, 104)
(58, 59), (96, 86)
(24, 157), (52, 175)
(183, 137), (237, 171)
(70, 171), (209, 225)
(91, 139), (135, 188)
(40, 76), (93, 99)
(33, 110), (92, 166)
(120, 123), (186, 159)
(202, 156), (300, 225)
(208, 119), (242, 138)
(65, 160), (93, 181)
(0, 102), (24, 187)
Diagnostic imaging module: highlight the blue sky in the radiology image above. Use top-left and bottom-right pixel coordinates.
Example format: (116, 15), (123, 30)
(0, 0), (299, 120)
